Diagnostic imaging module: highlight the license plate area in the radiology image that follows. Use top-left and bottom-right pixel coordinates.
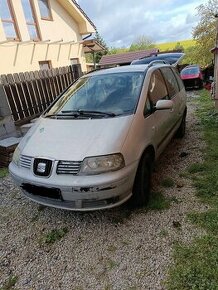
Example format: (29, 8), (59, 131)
(22, 183), (63, 200)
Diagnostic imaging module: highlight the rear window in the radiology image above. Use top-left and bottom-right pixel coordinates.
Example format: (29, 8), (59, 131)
(181, 67), (199, 75)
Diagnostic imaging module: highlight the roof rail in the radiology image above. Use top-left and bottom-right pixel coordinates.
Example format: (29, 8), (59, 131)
(148, 60), (168, 67)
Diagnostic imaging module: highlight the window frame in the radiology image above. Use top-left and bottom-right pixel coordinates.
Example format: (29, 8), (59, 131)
(0, 0), (20, 40)
(147, 69), (169, 104)
(38, 0), (53, 21)
(172, 67), (185, 91)
(144, 68), (169, 118)
(22, 0), (41, 41)
(39, 60), (52, 70)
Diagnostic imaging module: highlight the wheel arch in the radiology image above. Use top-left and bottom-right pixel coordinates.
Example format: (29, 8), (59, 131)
(140, 145), (156, 163)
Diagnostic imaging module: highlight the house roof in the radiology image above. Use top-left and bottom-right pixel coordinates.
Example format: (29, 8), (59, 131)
(83, 39), (106, 53)
(99, 48), (160, 66)
(71, 0), (97, 31)
(57, 0), (96, 34)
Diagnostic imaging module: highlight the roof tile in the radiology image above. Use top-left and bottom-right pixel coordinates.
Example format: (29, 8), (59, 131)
(99, 49), (159, 66)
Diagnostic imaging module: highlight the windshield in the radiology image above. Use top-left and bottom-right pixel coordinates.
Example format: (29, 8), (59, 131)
(45, 72), (145, 118)
(181, 67), (200, 75)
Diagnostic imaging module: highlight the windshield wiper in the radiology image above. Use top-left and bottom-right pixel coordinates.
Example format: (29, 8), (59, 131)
(44, 114), (63, 118)
(61, 110), (116, 117)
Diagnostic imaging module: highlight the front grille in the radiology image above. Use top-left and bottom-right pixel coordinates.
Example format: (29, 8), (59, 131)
(33, 158), (53, 177)
(57, 161), (82, 175)
(20, 155), (32, 169)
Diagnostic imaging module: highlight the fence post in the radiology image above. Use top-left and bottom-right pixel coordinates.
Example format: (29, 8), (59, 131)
(0, 83), (17, 139)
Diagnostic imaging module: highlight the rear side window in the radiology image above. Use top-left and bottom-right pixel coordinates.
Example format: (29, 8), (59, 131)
(161, 67), (179, 99)
(172, 68), (185, 91)
(148, 69), (168, 105)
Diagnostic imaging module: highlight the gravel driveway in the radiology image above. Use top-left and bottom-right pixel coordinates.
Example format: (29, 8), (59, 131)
(0, 92), (208, 290)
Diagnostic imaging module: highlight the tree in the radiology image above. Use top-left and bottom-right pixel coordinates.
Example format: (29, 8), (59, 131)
(94, 31), (108, 63)
(108, 47), (129, 55)
(182, 46), (199, 64)
(129, 35), (155, 51)
(174, 42), (184, 51)
(193, 0), (218, 66)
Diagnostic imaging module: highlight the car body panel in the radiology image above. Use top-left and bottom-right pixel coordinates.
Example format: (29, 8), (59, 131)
(9, 63), (187, 211)
(21, 116), (134, 162)
(131, 52), (185, 66)
(180, 65), (203, 89)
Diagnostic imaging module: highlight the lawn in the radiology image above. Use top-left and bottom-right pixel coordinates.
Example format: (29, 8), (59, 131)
(156, 39), (196, 51)
(167, 91), (218, 289)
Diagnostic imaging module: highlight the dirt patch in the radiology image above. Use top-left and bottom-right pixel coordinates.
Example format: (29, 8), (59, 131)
(0, 92), (208, 290)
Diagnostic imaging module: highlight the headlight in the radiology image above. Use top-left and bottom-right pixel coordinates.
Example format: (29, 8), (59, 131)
(12, 147), (20, 166)
(80, 153), (125, 175)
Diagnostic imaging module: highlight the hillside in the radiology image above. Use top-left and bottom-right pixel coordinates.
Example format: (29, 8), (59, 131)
(156, 39), (196, 51)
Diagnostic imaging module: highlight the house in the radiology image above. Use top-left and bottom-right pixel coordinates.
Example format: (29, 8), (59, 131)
(0, 0), (98, 74)
(99, 48), (160, 68)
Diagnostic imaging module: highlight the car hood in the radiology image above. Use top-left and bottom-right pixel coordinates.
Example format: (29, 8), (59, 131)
(20, 116), (134, 161)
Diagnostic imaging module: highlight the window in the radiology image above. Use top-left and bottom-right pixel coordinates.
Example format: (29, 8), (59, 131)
(70, 58), (80, 65)
(144, 97), (152, 117)
(148, 70), (168, 105)
(21, 0), (40, 40)
(173, 68), (185, 91)
(38, 0), (52, 20)
(39, 60), (52, 70)
(161, 67), (179, 99)
(0, 0), (19, 40)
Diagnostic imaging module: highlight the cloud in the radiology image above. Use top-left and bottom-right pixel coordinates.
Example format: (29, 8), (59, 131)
(77, 0), (208, 47)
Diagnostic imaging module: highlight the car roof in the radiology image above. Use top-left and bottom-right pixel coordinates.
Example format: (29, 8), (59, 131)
(84, 63), (173, 78)
(84, 65), (149, 77)
(131, 52), (185, 66)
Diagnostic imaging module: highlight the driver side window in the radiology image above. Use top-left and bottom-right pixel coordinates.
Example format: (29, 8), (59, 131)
(148, 69), (169, 106)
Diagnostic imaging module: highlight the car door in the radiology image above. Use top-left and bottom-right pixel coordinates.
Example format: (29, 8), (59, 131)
(144, 69), (173, 156)
(160, 67), (184, 130)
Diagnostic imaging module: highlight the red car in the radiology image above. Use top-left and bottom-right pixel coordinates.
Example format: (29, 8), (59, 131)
(180, 65), (203, 89)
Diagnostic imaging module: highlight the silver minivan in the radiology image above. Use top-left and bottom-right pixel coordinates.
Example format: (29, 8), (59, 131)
(9, 63), (187, 211)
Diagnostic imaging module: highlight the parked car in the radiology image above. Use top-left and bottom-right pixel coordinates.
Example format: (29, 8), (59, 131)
(180, 65), (203, 89)
(9, 63), (187, 211)
(131, 52), (185, 66)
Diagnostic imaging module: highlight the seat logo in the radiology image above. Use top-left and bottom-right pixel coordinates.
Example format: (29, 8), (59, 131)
(37, 162), (46, 173)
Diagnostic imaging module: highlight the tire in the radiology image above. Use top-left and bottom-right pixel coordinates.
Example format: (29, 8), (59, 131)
(175, 111), (186, 139)
(198, 79), (203, 90)
(129, 152), (153, 208)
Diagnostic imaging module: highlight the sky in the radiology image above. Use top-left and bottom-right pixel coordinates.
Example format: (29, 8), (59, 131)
(77, 0), (208, 48)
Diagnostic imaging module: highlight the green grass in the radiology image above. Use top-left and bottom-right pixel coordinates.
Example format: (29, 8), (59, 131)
(167, 90), (218, 289)
(42, 227), (69, 244)
(187, 163), (206, 174)
(160, 177), (175, 188)
(146, 191), (172, 210)
(156, 39), (196, 51)
(0, 168), (8, 178)
(0, 275), (18, 290)
(167, 236), (218, 290)
(107, 259), (118, 270)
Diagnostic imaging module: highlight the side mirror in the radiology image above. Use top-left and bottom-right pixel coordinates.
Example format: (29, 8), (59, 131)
(156, 100), (173, 110)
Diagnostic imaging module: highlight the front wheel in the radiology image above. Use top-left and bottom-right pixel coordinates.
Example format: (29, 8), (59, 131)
(129, 153), (153, 208)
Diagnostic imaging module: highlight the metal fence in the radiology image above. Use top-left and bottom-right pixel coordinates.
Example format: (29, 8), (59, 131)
(0, 64), (82, 126)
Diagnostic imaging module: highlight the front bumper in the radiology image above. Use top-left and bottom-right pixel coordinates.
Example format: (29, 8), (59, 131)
(9, 162), (137, 211)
